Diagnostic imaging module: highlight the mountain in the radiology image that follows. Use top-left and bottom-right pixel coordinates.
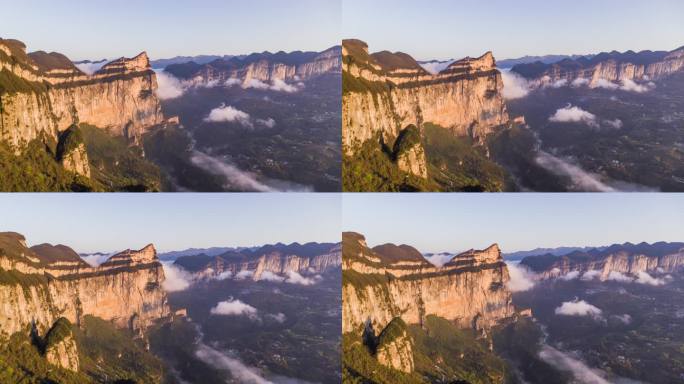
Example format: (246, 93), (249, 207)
(158, 246), (252, 261)
(497, 54), (592, 69)
(164, 46), (342, 86)
(150, 54), (240, 69)
(520, 241), (684, 279)
(0, 231), (171, 378)
(342, 232), (521, 377)
(510, 45), (684, 87)
(342, 39), (510, 191)
(173, 241), (342, 279)
(503, 246), (606, 261)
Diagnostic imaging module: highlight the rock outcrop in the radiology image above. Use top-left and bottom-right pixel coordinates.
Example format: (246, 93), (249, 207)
(0, 232), (170, 338)
(511, 45), (684, 87)
(520, 242), (684, 280)
(374, 318), (414, 373)
(164, 46), (341, 87)
(56, 125), (90, 177)
(342, 232), (515, 335)
(43, 317), (79, 372)
(174, 242), (342, 280)
(0, 38), (164, 149)
(342, 39), (509, 177)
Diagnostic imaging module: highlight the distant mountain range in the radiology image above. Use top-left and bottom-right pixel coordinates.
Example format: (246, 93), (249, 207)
(497, 54), (593, 69)
(150, 54), (242, 69)
(503, 246), (606, 261)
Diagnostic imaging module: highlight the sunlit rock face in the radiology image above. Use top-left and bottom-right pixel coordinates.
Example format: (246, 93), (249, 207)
(342, 232), (515, 335)
(341, 39), (509, 177)
(0, 232), (170, 338)
(0, 38), (163, 148)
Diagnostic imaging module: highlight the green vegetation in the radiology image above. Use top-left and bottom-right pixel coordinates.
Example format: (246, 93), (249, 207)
(342, 71), (390, 95)
(377, 318), (408, 347)
(44, 317), (73, 350)
(0, 68), (48, 94)
(393, 125), (421, 158)
(343, 316), (511, 384)
(57, 124), (85, 160)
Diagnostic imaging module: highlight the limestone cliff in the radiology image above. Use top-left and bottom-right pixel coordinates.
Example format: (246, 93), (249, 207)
(342, 232), (515, 335)
(174, 242), (342, 280)
(164, 46), (341, 86)
(0, 232), (170, 338)
(43, 317), (79, 372)
(0, 38), (164, 149)
(511, 45), (684, 87)
(374, 318), (414, 373)
(520, 242), (684, 280)
(342, 39), (509, 178)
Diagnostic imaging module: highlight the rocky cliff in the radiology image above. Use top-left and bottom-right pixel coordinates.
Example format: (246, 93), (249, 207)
(174, 242), (342, 280)
(342, 232), (515, 335)
(0, 232), (170, 339)
(520, 241), (684, 280)
(164, 46), (342, 86)
(342, 39), (509, 178)
(0, 38), (164, 149)
(511, 45), (684, 87)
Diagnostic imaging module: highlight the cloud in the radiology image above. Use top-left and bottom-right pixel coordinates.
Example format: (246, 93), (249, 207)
(593, 79), (620, 90)
(80, 253), (113, 267)
(535, 151), (616, 192)
(225, 78), (242, 87)
(506, 262), (537, 292)
(215, 270), (233, 280)
(270, 78), (299, 93)
(256, 118), (276, 128)
(605, 271), (633, 282)
(243, 78), (300, 93)
(195, 343), (273, 384)
(267, 313), (287, 323)
(258, 271), (286, 283)
(285, 271), (321, 286)
(549, 104), (598, 127)
(204, 104), (253, 127)
(156, 71), (187, 100)
(501, 70), (532, 99)
(538, 345), (611, 384)
(559, 271), (581, 281)
(76, 61), (107, 75)
(571, 78), (590, 87)
(602, 118), (623, 129)
(162, 262), (194, 292)
(613, 314), (632, 325)
(210, 299), (259, 319)
(419, 60), (455, 74)
(620, 79), (652, 93)
(581, 270), (603, 281)
(235, 270), (256, 280)
(546, 79), (568, 88)
(635, 271), (666, 286)
(555, 300), (603, 318)
(425, 253), (454, 268)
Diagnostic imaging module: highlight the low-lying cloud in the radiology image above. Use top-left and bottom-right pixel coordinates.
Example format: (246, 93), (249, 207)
(76, 61), (107, 75)
(419, 60), (455, 75)
(501, 70), (532, 99)
(80, 253), (113, 267)
(555, 300), (603, 318)
(195, 343), (273, 384)
(210, 299), (259, 319)
(285, 271), (321, 286)
(204, 104), (253, 127)
(535, 151), (616, 192)
(156, 71), (187, 100)
(539, 345), (611, 384)
(549, 104), (598, 127)
(243, 78), (301, 93)
(425, 253), (455, 268)
(635, 271), (667, 286)
(161, 262), (194, 292)
(506, 262), (537, 292)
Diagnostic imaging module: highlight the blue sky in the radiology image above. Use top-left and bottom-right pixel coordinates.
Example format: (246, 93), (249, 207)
(0, 0), (340, 61)
(343, 194), (684, 254)
(0, 194), (341, 253)
(343, 0), (684, 61)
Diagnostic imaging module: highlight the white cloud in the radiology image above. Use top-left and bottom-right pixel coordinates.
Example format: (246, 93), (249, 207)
(593, 79), (620, 90)
(162, 262), (194, 292)
(267, 313), (287, 323)
(156, 71), (187, 100)
(210, 299), (258, 318)
(270, 78), (298, 93)
(535, 152), (616, 192)
(225, 78), (242, 87)
(258, 271), (286, 283)
(244, 79), (271, 90)
(215, 270), (233, 280)
(635, 271), (666, 286)
(256, 118), (276, 128)
(620, 79), (651, 93)
(602, 118), (623, 129)
(559, 271), (581, 281)
(285, 271), (320, 286)
(76, 61), (107, 75)
(506, 262), (537, 292)
(549, 104), (598, 128)
(501, 70), (531, 99)
(195, 343), (273, 384)
(425, 253), (454, 268)
(581, 270), (603, 281)
(419, 60), (455, 74)
(235, 270), (256, 280)
(539, 345), (611, 384)
(80, 253), (113, 267)
(204, 104), (253, 127)
(243, 78), (301, 93)
(605, 271), (633, 282)
(555, 300), (603, 318)
(546, 79), (568, 88)
(571, 78), (590, 87)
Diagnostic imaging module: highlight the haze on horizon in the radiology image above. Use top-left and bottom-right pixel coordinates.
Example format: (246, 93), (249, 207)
(343, 0), (684, 61)
(0, 194), (341, 254)
(343, 194), (684, 254)
(0, 0), (340, 61)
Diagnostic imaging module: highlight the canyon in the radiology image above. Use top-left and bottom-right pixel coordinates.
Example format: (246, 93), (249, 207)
(0, 231), (171, 373)
(519, 241), (684, 280)
(342, 39), (510, 183)
(510, 45), (684, 87)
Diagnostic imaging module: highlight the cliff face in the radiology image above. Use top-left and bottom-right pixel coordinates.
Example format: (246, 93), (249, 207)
(0, 232), (170, 338)
(342, 232), (515, 335)
(0, 38), (164, 149)
(511, 46), (684, 87)
(164, 46), (342, 86)
(342, 39), (509, 177)
(520, 242), (684, 280)
(175, 242), (342, 280)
